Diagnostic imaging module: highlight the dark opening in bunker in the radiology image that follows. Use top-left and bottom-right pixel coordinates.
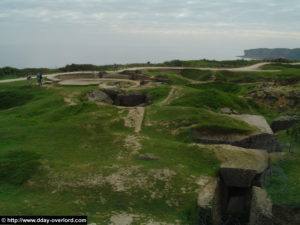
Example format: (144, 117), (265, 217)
(214, 168), (255, 225)
(103, 89), (152, 107)
(222, 186), (251, 225)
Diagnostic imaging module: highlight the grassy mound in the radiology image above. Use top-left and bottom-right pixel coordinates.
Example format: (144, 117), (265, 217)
(0, 150), (41, 185)
(170, 88), (249, 112)
(191, 116), (255, 135)
(188, 82), (241, 93)
(262, 63), (300, 70)
(0, 90), (33, 110)
(181, 69), (212, 81)
(133, 86), (171, 104)
(143, 69), (190, 85)
(145, 106), (257, 138)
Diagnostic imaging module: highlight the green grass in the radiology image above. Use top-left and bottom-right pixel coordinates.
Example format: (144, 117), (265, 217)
(188, 82), (241, 93)
(0, 74), (19, 80)
(215, 67), (300, 83)
(144, 106), (257, 141)
(1, 63), (300, 223)
(0, 88), (34, 110)
(265, 155), (300, 208)
(0, 150), (41, 185)
(142, 69), (190, 85)
(170, 87), (249, 112)
(0, 82), (219, 224)
(262, 63), (300, 70)
(265, 130), (300, 208)
(181, 69), (212, 81)
(132, 86), (171, 104)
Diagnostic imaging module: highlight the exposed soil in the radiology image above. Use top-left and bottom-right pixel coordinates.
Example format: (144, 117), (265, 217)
(123, 107), (145, 133)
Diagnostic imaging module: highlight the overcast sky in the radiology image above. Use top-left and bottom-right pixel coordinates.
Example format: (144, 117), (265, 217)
(1, 0), (300, 68)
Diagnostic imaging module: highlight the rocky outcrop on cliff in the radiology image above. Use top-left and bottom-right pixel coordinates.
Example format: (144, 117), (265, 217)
(240, 48), (300, 60)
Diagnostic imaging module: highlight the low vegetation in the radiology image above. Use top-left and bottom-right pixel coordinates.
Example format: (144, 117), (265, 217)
(170, 87), (249, 113)
(0, 60), (300, 224)
(180, 69), (212, 81)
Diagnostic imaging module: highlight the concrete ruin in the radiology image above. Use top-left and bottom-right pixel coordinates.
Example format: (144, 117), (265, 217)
(87, 89), (152, 107)
(195, 114), (281, 153)
(196, 144), (273, 225)
(271, 115), (299, 133)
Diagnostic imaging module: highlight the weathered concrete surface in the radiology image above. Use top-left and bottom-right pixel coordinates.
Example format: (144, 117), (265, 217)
(56, 73), (98, 80)
(197, 176), (217, 209)
(271, 115), (299, 133)
(229, 114), (273, 134)
(212, 178), (229, 225)
(59, 79), (101, 86)
(195, 114), (281, 152)
(249, 186), (273, 225)
(232, 133), (281, 153)
(87, 90), (113, 104)
(102, 73), (131, 79)
(196, 176), (218, 225)
(200, 144), (270, 174)
(114, 93), (152, 107)
(212, 144), (269, 187)
(220, 167), (257, 187)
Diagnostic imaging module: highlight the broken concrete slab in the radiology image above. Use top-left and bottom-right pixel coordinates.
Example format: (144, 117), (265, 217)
(220, 167), (257, 187)
(195, 114), (282, 152)
(271, 115), (299, 133)
(229, 114), (273, 134)
(209, 144), (269, 174)
(249, 186), (273, 225)
(87, 90), (113, 104)
(197, 176), (217, 209)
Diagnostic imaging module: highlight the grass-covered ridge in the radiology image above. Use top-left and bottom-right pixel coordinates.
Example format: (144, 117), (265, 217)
(1, 61), (300, 224)
(188, 82), (241, 93)
(0, 89), (34, 110)
(0, 150), (41, 186)
(0, 81), (220, 224)
(144, 106), (257, 139)
(170, 87), (249, 112)
(181, 69), (212, 81)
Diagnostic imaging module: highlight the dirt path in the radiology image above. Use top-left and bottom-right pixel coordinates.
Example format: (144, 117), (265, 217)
(159, 86), (177, 106)
(0, 62), (282, 84)
(117, 62), (278, 73)
(123, 107), (145, 133)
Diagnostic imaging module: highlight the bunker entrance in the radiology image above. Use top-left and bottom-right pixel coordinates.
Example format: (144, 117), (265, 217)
(103, 90), (152, 107)
(214, 168), (256, 225)
(222, 186), (251, 225)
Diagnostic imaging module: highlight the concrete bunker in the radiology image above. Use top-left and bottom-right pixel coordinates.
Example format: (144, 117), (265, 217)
(87, 89), (152, 107)
(197, 145), (273, 225)
(213, 168), (273, 225)
(194, 114), (282, 153)
(103, 89), (152, 107)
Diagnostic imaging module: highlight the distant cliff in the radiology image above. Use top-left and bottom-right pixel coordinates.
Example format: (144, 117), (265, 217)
(240, 48), (300, 60)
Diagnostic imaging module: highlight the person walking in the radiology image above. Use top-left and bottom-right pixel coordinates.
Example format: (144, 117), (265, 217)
(37, 73), (41, 86)
(40, 73), (43, 86)
(26, 75), (31, 87)
(113, 64), (118, 72)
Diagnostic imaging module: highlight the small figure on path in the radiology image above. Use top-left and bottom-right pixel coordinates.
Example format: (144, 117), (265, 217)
(113, 64), (118, 72)
(40, 73), (43, 85)
(26, 75), (31, 87)
(37, 73), (42, 86)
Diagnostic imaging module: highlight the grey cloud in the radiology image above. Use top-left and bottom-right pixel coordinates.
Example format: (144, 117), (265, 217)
(0, 0), (299, 32)
(0, 0), (299, 68)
